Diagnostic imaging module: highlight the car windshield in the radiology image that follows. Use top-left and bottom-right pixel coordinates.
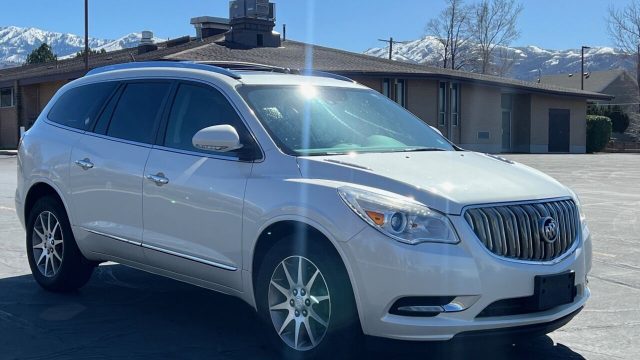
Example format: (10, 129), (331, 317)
(239, 85), (454, 155)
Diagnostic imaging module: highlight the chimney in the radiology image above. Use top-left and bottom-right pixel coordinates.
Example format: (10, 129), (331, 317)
(138, 30), (158, 54)
(226, 0), (281, 48)
(190, 16), (231, 40)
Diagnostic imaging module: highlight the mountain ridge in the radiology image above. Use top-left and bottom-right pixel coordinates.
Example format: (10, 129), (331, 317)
(0, 25), (162, 68)
(364, 36), (636, 81)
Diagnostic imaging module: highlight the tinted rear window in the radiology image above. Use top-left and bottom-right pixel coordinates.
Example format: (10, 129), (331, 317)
(48, 82), (117, 130)
(106, 82), (171, 144)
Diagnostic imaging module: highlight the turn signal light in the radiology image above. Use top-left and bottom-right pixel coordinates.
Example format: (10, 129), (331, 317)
(365, 211), (385, 225)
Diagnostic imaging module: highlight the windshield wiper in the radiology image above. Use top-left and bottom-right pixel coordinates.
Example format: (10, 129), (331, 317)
(400, 147), (448, 152)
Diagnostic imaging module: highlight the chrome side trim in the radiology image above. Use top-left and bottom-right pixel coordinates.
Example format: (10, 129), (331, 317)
(141, 243), (238, 271)
(81, 227), (237, 271)
(83, 228), (141, 246)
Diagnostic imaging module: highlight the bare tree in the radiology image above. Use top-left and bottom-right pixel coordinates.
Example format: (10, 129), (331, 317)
(467, 0), (523, 75)
(426, 0), (472, 70)
(493, 46), (517, 76)
(607, 1), (640, 111)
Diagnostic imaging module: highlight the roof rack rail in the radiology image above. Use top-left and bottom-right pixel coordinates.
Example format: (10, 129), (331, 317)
(185, 60), (356, 83)
(297, 69), (357, 83)
(85, 61), (242, 80)
(196, 61), (293, 73)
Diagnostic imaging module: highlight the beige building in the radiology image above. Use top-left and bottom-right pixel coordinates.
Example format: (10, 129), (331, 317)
(0, 17), (611, 152)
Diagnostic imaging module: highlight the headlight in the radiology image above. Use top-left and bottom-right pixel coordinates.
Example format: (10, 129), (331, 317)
(338, 187), (459, 245)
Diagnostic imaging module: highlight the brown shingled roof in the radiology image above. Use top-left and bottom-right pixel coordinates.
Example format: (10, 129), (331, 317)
(0, 36), (613, 101)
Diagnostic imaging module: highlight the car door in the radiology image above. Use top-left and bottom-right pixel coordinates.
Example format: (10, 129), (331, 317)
(69, 80), (173, 262)
(141, 81), (256, 291)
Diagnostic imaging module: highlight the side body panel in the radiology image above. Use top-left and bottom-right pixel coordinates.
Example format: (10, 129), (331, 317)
(68, 134), (149, 262)
(142, 148), (251, 290)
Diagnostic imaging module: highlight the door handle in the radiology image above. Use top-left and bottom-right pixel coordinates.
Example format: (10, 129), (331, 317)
(74, 158), (94, 170)
(146, 173), (169, 186)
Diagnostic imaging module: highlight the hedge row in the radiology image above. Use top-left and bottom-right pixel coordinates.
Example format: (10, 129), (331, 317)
(587, 105), (630, 133)
(586, 115), (612, 153)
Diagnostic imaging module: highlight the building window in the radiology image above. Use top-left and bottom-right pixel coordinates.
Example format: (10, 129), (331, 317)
(0, 87), (14, 108)
(451, 83), (459, 126)
(395, 79), (406, 107)
(438, 82), (447, 126)
(382, 79), (391, 98)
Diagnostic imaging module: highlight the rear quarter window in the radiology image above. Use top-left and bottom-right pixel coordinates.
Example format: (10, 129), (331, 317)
(47, 82), (118, 130)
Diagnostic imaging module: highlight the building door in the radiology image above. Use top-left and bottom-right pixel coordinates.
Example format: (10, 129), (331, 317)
(549, 109), (570, 152)
(501, 110), (511, 152)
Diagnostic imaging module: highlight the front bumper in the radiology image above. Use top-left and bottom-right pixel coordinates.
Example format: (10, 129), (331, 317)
(339, 215), (591, 341)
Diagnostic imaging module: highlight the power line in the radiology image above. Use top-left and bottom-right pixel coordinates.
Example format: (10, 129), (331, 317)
(377, 37), (411, 60)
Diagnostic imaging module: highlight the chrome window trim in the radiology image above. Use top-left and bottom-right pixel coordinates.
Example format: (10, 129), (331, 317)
(82, 131), (154, 149)
(43, 118), (87, 135)
(460, 196), (581, 266)
(151, 145), (243, 162)
(81, 227), (237, 271)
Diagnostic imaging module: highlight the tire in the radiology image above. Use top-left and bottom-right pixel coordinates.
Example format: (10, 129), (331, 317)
(26, 196), (94, 292)
(256, 234), (362, 359)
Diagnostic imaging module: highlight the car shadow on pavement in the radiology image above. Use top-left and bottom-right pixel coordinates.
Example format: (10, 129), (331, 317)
(0, 264), (585, 360)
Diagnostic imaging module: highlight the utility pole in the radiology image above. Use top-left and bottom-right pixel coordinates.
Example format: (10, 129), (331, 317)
(581, 46), (591, 90)
(637, 43), (640, 112)
(84, 0), (89, 71)
(378, 37), (394, 60)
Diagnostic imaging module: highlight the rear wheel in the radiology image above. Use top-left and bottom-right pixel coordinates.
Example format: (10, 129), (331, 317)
(256, 235), (362, 359)
(26, 196), (94, 292)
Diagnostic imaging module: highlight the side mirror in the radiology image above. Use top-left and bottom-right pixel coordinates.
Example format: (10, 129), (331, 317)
(192, 124), (244, 152)
(430, 125), (443, 136)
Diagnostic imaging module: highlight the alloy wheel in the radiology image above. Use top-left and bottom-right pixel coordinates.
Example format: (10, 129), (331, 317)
(31, 211), (64, 278)
(268, 255), (331, 351)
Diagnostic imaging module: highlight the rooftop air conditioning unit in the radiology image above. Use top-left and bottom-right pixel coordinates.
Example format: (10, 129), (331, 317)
(230, 0), (275, 21)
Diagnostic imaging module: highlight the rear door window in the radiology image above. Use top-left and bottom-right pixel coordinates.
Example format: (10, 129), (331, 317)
(48, 82), (118, 130)
(105, 82), (172, 144)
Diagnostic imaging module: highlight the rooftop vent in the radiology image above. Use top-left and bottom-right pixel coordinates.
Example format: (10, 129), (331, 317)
(226, 0), (280, 48)
(191, 16), (231, 40)
(166, 36), (191, 48)
(138, 30), (158, 54)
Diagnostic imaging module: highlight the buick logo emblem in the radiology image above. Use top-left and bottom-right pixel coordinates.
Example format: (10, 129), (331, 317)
(540, 217), (559, 244)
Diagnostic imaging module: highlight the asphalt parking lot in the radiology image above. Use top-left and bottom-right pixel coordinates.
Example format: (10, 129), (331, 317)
(0, 153), (638, 359)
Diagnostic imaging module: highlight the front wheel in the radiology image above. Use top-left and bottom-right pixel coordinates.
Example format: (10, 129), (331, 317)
(256, 236), (362, 359)
(26, 196), (94, 292)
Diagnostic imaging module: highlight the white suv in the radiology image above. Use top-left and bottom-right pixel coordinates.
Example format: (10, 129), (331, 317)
(15, 61), (591, 358)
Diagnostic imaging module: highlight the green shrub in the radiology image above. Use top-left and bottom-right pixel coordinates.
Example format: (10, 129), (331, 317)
(587, 105), (630, 133)
(586, 115), (612, 153)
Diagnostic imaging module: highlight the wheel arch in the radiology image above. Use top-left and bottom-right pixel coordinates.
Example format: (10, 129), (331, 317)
(24, 181), (69, 225)
(250, 218), (364, 331)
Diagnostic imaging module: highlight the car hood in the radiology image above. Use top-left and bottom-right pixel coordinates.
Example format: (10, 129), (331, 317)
(297, 151), (571, 215)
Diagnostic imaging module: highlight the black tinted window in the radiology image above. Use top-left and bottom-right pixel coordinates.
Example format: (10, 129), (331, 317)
(106, 82), (171, 144)
(48, 82), (117, 130)
(164, 83), (245, 153)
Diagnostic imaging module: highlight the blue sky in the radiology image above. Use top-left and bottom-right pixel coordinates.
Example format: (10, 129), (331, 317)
(0, 0), (635, 52)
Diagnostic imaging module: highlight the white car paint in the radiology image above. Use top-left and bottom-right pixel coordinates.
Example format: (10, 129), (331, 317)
(16, 63), (591, 344)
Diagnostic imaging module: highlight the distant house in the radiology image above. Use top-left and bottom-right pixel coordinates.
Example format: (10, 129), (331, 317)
(541, 70), (638, 108)
(0, 3), (612, 153)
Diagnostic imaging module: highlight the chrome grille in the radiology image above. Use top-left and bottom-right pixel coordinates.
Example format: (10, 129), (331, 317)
(463, 199), (579, 261)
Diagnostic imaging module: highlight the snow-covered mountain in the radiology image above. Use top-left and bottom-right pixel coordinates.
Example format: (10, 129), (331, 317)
(0, 26), (161, 68)
(365, 36), (636, 81)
